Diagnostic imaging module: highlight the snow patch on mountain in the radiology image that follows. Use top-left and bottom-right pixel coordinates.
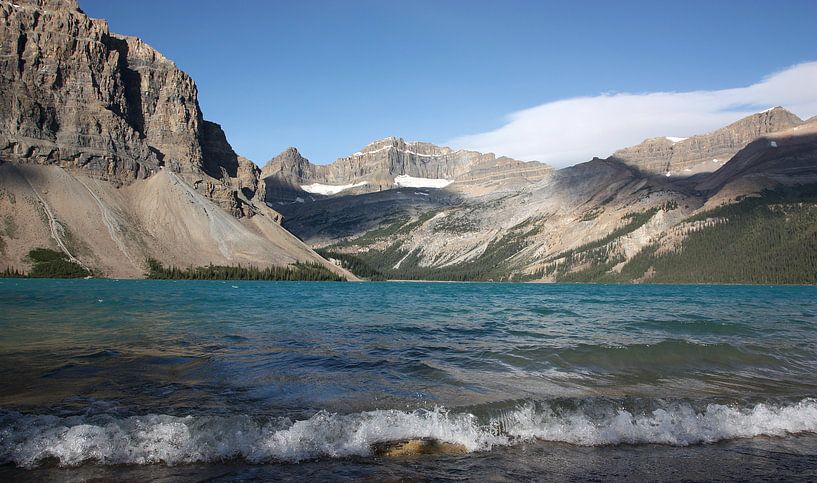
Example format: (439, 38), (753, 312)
(301, 181), (368, 196)
(394, 175), (452, 189)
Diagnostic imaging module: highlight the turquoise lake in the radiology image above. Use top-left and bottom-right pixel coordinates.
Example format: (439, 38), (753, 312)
(1, 279), (816, 480)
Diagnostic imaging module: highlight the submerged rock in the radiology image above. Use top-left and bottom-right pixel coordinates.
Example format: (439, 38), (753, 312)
(372, 438), (469, 457)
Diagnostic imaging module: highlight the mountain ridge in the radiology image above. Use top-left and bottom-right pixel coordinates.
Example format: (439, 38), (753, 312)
(610, 107), (803, 176)
(260, 136), (553, 202)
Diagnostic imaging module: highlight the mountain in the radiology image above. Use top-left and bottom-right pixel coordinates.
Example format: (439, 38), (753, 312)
(611, 107), (803, 176)
(0, 0), (348, 278)
(260, 137), (552, 202)
(280, 111), (817, 284)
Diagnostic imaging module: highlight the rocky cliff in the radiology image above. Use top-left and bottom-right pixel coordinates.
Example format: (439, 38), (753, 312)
(611, 108), (803, 176)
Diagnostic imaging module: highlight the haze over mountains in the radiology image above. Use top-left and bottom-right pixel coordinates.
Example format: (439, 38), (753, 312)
(1, 0), (815, 282)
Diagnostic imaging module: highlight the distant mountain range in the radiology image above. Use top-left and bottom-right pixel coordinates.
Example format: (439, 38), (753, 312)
(273, 110), (817, 283)
(260, 137), (552, 202)
(1, 0), (815, 283)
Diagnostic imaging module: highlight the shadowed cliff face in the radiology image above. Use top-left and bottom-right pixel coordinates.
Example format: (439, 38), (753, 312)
(1, 0), (189, 175)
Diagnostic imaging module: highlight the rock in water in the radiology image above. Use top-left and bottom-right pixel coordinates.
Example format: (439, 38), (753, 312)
(371, 439), (469, 457)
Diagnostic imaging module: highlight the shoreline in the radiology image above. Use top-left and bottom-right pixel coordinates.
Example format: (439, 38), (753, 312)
(2, 276), (816, 287)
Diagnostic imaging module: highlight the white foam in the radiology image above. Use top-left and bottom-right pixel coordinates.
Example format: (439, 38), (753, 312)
(503, 399), (817, 446)
(0, 408), (500, 468)
(2, 399), (816, 468)
(770, 141), (778, 148)
(394, 175), (452, 189)
(300, 182), (367, 196)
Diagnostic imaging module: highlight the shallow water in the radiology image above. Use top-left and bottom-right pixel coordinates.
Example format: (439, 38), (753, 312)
(1, 280), (816, 480)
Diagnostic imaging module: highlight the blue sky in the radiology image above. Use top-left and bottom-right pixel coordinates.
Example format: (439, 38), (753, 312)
(80, 0), (817, 167)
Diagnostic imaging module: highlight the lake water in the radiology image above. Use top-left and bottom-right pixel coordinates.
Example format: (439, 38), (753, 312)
(1, 279), (816, 480)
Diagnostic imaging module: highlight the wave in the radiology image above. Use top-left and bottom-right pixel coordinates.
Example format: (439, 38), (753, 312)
(2, 398), (816, 468)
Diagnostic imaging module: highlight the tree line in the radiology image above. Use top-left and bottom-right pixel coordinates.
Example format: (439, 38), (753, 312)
(145, 258), (344, 281)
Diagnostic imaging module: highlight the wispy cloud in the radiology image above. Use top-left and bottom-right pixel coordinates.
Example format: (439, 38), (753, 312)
(449, 61), (817, 168)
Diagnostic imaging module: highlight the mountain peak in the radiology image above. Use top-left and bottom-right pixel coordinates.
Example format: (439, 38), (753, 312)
(740, 106), (801, 125)
(350, 137), (460, 159)
(261, 146), (311, 175)
(759, 106), (787, 114)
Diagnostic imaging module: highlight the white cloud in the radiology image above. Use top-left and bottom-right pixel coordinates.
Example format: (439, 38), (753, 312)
(448, 61), (817, 168)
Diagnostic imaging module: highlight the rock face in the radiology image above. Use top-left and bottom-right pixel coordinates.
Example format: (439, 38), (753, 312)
(2, 0), (153, 177)
(611, 108), (803, 176)
(260, 137), (552, 201)
(0, 0), (267, 217)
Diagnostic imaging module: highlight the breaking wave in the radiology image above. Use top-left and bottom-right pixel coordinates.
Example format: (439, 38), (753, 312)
(2, 398), (817, 468)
